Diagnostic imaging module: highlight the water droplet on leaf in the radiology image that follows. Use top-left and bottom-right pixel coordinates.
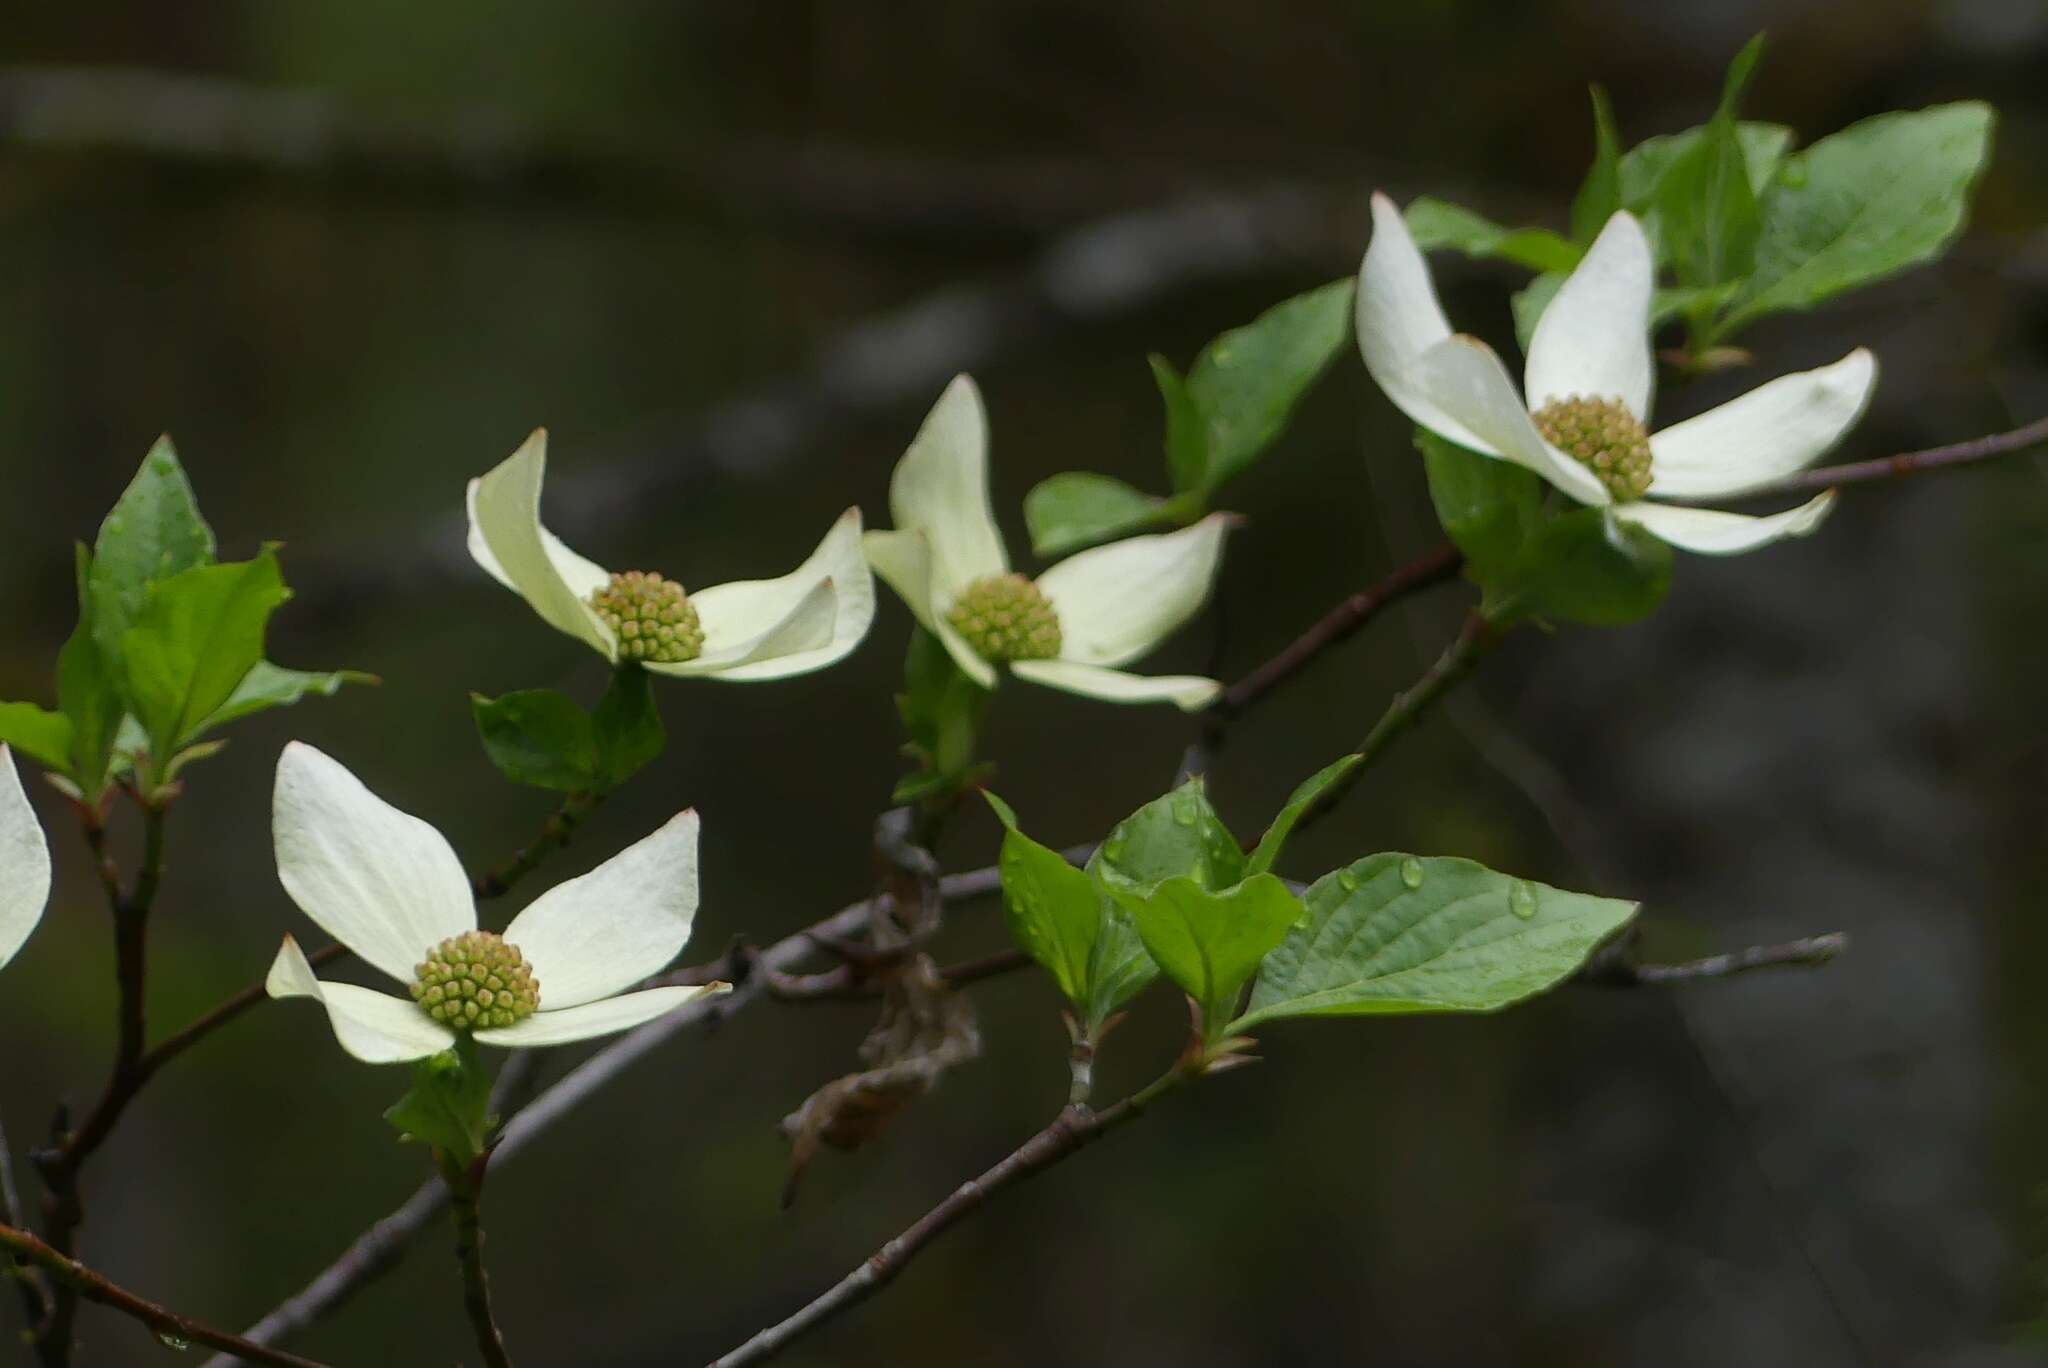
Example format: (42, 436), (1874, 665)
(1508, 880), (1538, 920)
(1399, 858), (1424, 890)
(1336, 868), (1360, 892)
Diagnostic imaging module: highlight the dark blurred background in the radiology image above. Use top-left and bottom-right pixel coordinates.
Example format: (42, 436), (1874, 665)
(0, 3), (2043, 1365)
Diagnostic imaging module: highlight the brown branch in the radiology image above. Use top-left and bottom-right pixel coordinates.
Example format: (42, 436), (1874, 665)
(472, 790), (603, 901)
(34, 801), (170, 1365)
(1739, 415), (2048, 499)
(202, 862), (1012, 1365)
(0, 1222), (329, 1367)
(1581, 932), (1849, 987)
(709, 1070), (1189, 1367)
(441, 1155), (514, 1368)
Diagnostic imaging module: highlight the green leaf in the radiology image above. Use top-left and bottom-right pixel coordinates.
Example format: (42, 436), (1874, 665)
(1617, 122), (1795, 220)
(893, 627), (988, 804)
(472, 689), (599, 792)
(1418, 428), (1543, 583)
(1179, 279), (1354, 492)
(197, 661), (377, 734)
(1512, 508), (1673, 628)
(1718, 102), (1995, 337)
(1024, 472), (1172, 559)
(1653, 35), (1767, 290)
(591, 665), (664, 787)
(1091, 776), (1243, 897)
(1150, 355), (1208, 495)
(985, 792), (1102, 1007)
(1246, 753), (1362, 878)
(88, 436), (216, 674)
(383, 1038), (495, 1166)
(1115, 873), (1302, 1037)
(121, 549), (289, 756)
(0, 702), (72, 773)
(1569, 85), (1623, 245)
(1404, 198), (1582, 274)
(1236, 854), (1637, 1027)
(1419, 432), (1671, 627)
(59, 546), (125, 795)
(1082, 895), (1158, 1027)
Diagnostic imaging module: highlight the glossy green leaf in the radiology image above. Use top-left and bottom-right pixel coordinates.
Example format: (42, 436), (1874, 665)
(591, 665), (664, 788)
(121, 549), (288, 755)
(1150, 355), (1208, 495)
(1238, 854), (1636, 1026)
(1082, 894), (1158, 1026)
(383, 1037), (494, 1166)
(1024, 471), (1172, 559)
(1404, 198), (1582, 274)
(1653, 35), (1766, 290)
(1718, 102), (1994, 336)
(1569, 85), (1623, 245)
(1514, 508), (1673, 628)
(985, 792), (1102, 1007)
(472, 689), (598, 792)
(1246, 753), (1362, 878)
(893, 627), (988, 804)
(1180, 279), (1353, 492)
(1616, 122), (1794, 221)
(60, 546), (126, 794)
(198, 661), (377, 734)
(1091, 776), (1243, 897)
(0, 703), (72, 773)
(1418, 428), (1542, 583)
(1116, 873), (1301, 1037)
(88, 437), (216, 673)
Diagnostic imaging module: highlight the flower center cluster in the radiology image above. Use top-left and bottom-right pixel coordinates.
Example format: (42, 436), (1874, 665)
(411, 930), (540, 1030)
(589, 571), (704, 664)
(1530, 395), (1653, 501)
(945, 573), (1062, 662)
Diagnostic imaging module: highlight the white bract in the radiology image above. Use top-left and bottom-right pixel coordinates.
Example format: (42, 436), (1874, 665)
(1358, 193), (1878, 555)
(467, 430), (876, 679)
(863, 376), (1232, 711)
(0, 747), (51, 972)
(265, 742), (727, 1063)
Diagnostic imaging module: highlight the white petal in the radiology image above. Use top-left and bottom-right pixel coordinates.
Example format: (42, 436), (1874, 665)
(643, 577), (837, 679)
(1010, 659), (1220, 711)
(1647, 350), (1878, 500)
(1613, 492), (1838, 556)
(1033, 514), (1230, 668)
(1410, 336), (1613, 506)
(272, 742), (476, 983)
(501, 810), (701, 1010)
(1355, 192), (1498, 456)
(474, 984), (730, 1048)
(467, 430), (616, 659)
(889, 375), (1008, 599)
(1525, 211), (1655, 420)
(679, 508), (875, 682)
(0, 747), (50, 971)
(861, 528), (998, 688)
(264, 935), (455, 1064)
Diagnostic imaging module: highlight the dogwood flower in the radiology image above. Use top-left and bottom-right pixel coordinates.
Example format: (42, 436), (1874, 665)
(467, 430), (875, 679)
(1357, 193), (1877, 555)
(265, 742), (726, 1063)
(0, 747), (50, 973)
(863, 376), (1231, 710)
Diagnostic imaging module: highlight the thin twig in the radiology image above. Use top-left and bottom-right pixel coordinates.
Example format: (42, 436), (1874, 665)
(708, 1070), (1189, 1367)
(1581, 932), (1849, 987)
(1743, 415), (2048, 499)
(0, 1222), (329, 1367)
(441, 1156), (513, 1368)
(203, 864), (1013, 1364)
(1278, 610), (1502, 841)
(34, 801), (170, 1365)
(473, 790), (603, 901)
(0, 1110), (53, 1329)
